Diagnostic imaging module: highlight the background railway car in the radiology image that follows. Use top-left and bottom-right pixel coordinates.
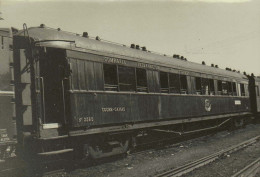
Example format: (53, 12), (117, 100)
(252, 76), (260, 118)
(0, 28), (16, 158)
(13, 25), (253, 159)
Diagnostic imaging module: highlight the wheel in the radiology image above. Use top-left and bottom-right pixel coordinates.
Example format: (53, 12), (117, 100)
(87, 139), (130, 159)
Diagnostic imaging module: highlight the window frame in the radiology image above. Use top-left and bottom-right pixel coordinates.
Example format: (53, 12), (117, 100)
(136, 68), (148, 92)
(159, 71), (169, 93)
(103, 63), (119, 91)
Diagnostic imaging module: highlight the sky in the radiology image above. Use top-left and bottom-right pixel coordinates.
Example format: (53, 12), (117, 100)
(1, 0), (260, 76)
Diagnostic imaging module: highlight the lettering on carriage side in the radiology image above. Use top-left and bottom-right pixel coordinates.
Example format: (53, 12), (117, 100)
(180, 71), (190, 75)
(235, 100), (241, 105)
(104, 57), (127, 65)
(205, 99), (212, 112)
(102, 107), (126, 112)
(77, 116), (94, 123)
(137, 62), (159, 70)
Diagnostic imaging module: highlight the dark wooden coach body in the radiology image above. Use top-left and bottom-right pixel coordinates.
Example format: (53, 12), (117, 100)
(13, 26), (251, 156)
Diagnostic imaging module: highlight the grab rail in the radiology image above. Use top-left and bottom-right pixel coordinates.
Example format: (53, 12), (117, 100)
(39, 77), (46, 123)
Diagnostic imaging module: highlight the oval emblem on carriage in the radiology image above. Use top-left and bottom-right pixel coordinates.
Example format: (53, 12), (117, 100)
(205, 99), (212, 112)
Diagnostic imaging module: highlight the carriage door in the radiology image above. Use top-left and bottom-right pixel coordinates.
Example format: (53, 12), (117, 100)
(39, 48), (68, 126)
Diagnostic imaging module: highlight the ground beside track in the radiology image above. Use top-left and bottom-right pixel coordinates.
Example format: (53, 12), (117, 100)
(43, 124), (260, 177)
(183, 136), (260, 177)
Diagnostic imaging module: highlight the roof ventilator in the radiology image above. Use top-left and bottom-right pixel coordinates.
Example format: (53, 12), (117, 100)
(40, 24), (45, 28)
(82, 32), (89, 38)
(96, 36), (101, 41)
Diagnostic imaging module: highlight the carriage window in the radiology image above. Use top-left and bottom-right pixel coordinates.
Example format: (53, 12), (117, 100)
(180, 75), (187, 94)
(209, 79), (215, 95)
(232, 82), (237, 96)
(227, 82), (233, 96)
(118, 66), (136, 92)
(201, 78), (209, 95)
(160, 72), (169, 93)
(222, 81), (228, 95)
(217, 80), (222, 95)
(136, 68), (148, 92)
(240, 83), (245, 96)
(169, 73), (180, 94)
(195, 77), (202, 95)
(103, 64), (118, 91)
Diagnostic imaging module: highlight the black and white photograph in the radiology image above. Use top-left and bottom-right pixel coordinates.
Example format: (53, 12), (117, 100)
(0, 0), (260, 176)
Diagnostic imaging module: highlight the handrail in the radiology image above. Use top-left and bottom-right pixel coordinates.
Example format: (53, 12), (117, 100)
(62, 79), (67, 124)
(39, 77), (46, 123)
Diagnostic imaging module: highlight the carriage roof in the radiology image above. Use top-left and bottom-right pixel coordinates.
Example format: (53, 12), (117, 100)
(16, 26), (248, 80)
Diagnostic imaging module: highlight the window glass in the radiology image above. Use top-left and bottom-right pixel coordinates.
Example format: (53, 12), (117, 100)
(180, 75), (187, 94)
(118, 66), (136, 91)
(240, 83), (245, 96)
(195, 77), (202, 95)
(169, 73), (180, 93)
(232, 82), (237, 96)
(103, 64), (118, 91)
(136, 68), (148, 92)
(227, 82), (232, 96)
(201, 78), (209, 95)
(160, 72), (169, 93)
(222, 81), (228, 95)
(209, 79), (215, 95)
(217, 80), (222, 95)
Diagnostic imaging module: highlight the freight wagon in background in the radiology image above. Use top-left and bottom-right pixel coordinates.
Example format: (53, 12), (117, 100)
(0, 28), (16, 159)
(0, 24), (260, 161)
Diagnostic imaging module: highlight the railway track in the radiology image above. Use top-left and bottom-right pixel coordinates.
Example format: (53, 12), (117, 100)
(0, 157), (69, 177)
(1, 131), (258, 177)
(154, 135), (260, 177)
(231, 157), (260, 177)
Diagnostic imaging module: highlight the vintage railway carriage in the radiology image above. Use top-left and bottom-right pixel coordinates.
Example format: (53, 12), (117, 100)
(252, 77), (260, 117)
(13, 25), (252, 158)
(0, 28), (16, 158)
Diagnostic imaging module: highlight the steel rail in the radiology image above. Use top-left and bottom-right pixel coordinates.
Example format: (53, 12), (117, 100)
(155, 135), (260, 177)
(231, 157), (260, 177)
